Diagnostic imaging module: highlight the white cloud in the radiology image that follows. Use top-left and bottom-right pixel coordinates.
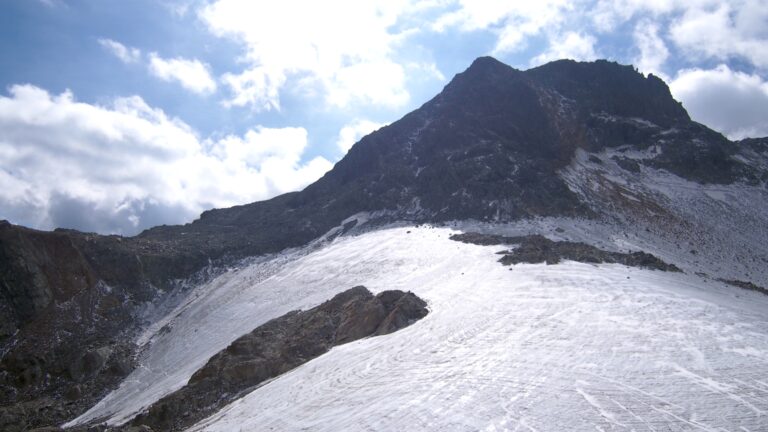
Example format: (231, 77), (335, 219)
(670, 2), (768, 69)
(336, 119), (385, 154)
(220, 66), (286, 111)
(428, 0), (768, 75)
(591, 0), (682, 31)
(588, 0), (768, 69)
(198, 0), (423, 110)
(0, 85), (332, 234)
(148, 53), (218, 95)
(633, 20), (669, 79)
(433, 0), (574, 54)
(531, 31), (599, 66)
(98, 40), (219, 96)
(670, 65), (768, 139)
(324, 61), (409, 108)
(163, 0), (197, 17)
(98, 38), (141, 64)
(409, 62), (447, 82)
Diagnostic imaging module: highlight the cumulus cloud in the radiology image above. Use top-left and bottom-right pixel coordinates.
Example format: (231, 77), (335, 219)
(589, 0), (768, 69)
(670, 65), (768, 139)
(433, 1), (574, 54)
(531, 32), (599, 66)
(0, 85), (332, 235)
(98, 38), (141, 64)
(198, 0), (422, 110)
(219, 66), (286, 111)
(336, 119), (385, 154)
(633, 20), (670, 79)
(148, 53), (218, 95)
(590, 0), (681, 31)
(670, 1), (768, 69)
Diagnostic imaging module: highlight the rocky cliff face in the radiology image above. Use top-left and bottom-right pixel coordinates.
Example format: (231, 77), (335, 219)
(0, 224), (152, 430)
(1, 56), (766, 430)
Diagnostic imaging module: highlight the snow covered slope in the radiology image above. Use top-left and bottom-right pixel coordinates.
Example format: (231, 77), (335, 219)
(69, 225), (768, 431)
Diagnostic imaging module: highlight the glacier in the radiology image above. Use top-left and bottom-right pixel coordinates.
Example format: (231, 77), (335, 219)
(67, 224), (768, 431)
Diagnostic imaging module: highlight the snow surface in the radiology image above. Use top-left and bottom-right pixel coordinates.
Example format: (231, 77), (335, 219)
(183, 226), (768, 431)
(67, 226), (768, 431)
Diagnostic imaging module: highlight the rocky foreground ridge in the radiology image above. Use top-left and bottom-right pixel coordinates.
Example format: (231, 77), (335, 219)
(1, 56), (767, 429)
(123, 287), (427, 432)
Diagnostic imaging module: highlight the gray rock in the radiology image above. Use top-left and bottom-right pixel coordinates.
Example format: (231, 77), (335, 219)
(69, 347), (112, 383)
(451, 233), (681, 272)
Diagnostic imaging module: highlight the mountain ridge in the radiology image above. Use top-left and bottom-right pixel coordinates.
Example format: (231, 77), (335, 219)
(1, 56), (767, 430)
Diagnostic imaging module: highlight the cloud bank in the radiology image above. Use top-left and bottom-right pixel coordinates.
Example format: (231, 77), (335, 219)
(0, 85), (332, 234)
(198, 0), (433, 111)
(6, 0), (768, 235)
(670, 65), (768, 140)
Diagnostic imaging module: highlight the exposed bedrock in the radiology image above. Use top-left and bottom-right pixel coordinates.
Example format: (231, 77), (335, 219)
(119, 286), (428, 432)
(450, 232), (680, 272)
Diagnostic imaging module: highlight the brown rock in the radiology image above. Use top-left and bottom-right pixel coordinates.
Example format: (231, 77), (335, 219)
(376, 292), (429, 335)
(130, 286), (428, 432)
(336, 297), (386, 344)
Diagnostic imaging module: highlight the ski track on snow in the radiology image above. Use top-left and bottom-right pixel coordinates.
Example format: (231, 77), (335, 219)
(68, 226), (768, 431)
(176, 226), (766, 432)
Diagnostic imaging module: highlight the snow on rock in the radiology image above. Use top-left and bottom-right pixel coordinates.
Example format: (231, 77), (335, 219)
(562, 148), (768, 286)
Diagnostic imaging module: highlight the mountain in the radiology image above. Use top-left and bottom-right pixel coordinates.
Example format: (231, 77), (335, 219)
(2, 57), (768, 431)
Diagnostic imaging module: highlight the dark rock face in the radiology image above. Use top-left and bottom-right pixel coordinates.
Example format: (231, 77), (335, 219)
(450, 233), (680, 272)
(0, 342), (137, 431)
(0, 223), (148, 430)
(525, 60), (688, 129)
(612, 156), (641, 173)
(124, 287), (427, 432)
(0, 224), (96, 329)
(718, 279), (768, 296)
(738, 137), (768, 154)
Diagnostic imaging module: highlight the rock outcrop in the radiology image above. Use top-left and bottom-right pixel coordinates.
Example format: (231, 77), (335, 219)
(450, 232), (680, 272)
(123, 286), (427, 432)
(719, 279), (768, 296)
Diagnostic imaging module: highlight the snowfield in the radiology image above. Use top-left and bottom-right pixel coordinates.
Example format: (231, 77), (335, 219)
(68, 226), (768, 431)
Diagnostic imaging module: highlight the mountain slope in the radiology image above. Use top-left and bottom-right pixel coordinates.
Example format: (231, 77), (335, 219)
(139, 57), (763, 255)
(77, 226), (768, 431)
(1, 56), (768, 430)
(185, 227), (768, 431)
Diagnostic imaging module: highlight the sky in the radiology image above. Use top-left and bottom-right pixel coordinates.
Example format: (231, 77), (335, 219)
(1, 0), (767, 235)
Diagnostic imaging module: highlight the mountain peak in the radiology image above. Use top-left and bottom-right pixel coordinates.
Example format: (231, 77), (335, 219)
(440, 56), (521, 97)
(164, 57), (738, 245)
(467, 55), (510, 71)
(526, 59), (690, 127)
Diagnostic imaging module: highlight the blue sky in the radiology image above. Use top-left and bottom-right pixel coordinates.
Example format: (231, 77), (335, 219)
(1, 0), (767, 235)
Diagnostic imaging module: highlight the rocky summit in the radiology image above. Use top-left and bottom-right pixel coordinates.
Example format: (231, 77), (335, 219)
(1, 56), (768, 431)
